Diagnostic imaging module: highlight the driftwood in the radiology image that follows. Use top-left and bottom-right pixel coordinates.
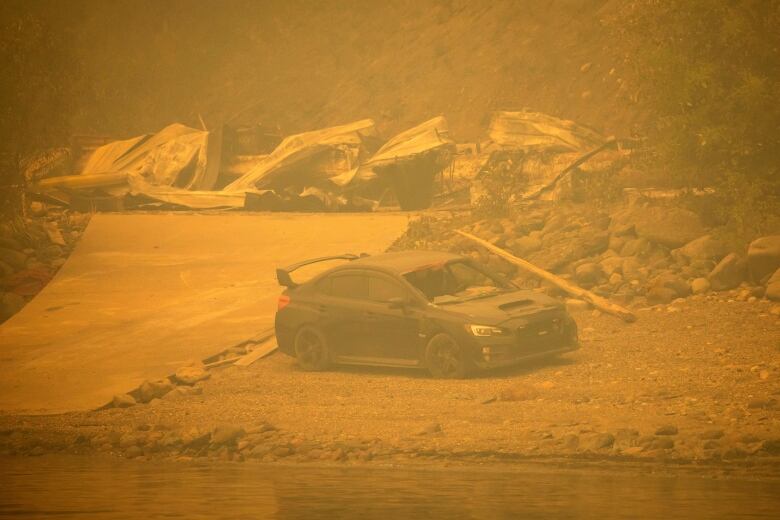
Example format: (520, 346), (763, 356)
(456, 230), (637, 323)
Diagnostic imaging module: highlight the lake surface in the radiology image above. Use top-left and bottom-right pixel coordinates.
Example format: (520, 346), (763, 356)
(1, 456), (779, 519)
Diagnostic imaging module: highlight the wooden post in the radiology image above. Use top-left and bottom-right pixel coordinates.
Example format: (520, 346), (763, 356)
(456, 230), (637, 323)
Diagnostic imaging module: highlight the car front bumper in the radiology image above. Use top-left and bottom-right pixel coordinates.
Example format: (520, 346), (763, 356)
(472, 338), (580, 370)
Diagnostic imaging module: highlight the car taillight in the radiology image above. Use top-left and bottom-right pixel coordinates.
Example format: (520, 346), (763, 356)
(277, 294), (291, 311)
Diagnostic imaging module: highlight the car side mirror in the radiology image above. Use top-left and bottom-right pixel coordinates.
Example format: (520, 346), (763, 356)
(388, 297), (408, 310)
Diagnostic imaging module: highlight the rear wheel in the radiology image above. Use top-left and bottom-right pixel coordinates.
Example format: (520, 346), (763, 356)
(425, 333), (471, 379)
(294, 325), (330, 371)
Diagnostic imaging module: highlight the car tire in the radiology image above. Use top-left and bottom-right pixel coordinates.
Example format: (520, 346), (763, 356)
(425, 333), (470, 379)
(294, 325), (330, 371)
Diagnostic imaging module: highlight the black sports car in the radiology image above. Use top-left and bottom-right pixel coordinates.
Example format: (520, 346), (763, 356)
(274, 250), (579, 378)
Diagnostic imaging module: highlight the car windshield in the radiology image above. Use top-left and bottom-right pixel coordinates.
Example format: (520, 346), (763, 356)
(402, 260), (509, 304)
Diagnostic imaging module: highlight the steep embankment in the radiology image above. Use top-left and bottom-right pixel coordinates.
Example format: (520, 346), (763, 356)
(70, 0), (639, 141)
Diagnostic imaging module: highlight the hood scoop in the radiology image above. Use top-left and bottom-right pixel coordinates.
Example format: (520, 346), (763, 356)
(498, 300), (534, 311)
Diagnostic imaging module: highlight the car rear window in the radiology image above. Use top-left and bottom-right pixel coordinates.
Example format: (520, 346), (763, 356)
(330, 274), (368, 299)
(368, 276), (407, 302)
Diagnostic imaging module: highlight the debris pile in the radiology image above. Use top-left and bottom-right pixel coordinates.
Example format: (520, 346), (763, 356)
(30, 117), (455, 212)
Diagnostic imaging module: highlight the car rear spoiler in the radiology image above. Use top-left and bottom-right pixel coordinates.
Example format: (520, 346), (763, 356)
(276, 254), (366, 288)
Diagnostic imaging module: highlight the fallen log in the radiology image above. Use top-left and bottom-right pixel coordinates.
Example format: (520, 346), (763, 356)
(456, 230), (637, 323)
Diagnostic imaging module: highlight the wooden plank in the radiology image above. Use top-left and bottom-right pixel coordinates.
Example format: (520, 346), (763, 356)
(235, 337), (278, 367)
(456, 230), (637, 323)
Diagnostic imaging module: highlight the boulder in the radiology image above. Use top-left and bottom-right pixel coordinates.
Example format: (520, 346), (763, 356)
(708, 253), (746, 291)
(690, 277), (711, 295)
(651, 272), (691, 298)
(766, 268), (780, 301)
(621, 257), (643, 281)
(112, 394), (136, 408)
(511, 235), (542, 256)
(211, 425), (245, 446)
(646, 286), (677, 305)
(173, 365), (210, 386)
(599, 256), (624, 276)
(613, 205), (706, 248)
(747, 236), (780, 283)
(574, 262), (603, 285)
(138, 378), (175, 403)
(672, 235), (727, 264)
(621, 237), (651, 258)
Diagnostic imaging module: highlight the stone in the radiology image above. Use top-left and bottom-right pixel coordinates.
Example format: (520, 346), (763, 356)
(511, 236), (542, 256)
(621, 237), (651, 258)
(690, 277), (711, 295)
(589, 433), (615, 450)
(112, 393), (136, 408)
(708, 253), (746, 291)
(211, 425), (245, 446)
(760, 439), (780, 455)
(574, 262), (603, 285)
(622, 256), (643, 281)
(747, 235), (780, 283)
(655, 425), (678, 436)
(650, 437), (675, 450)
(613, 205), (706, 248)
(765, 268), (780, 301)
(600, 256), (624, 276)
(651, 272), (691, 298)
(608, 272), (623, 286)
(646, 287), (677, 305)
(700, 429), (724, 440)
(138, 378), (174, 403)
(173, 365), (210, 386)
(672, 235), (728, 264)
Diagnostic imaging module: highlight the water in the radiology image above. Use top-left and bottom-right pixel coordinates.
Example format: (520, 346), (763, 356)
(1, 456), (779, 519)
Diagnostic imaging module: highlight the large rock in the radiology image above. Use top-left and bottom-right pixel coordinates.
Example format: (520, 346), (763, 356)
(672, 235), (728, 264)
(138, 378), (175, 403)
(173, 365), (210, 386)
(613, 205), (706, 248)
(690, 277), (711, 295)
(211, 425), (245, 446)
(574, 262), (603, 286)
(651, 272), (691, 298)
(747, 236), (780, 284)
(511, 235), (542, 256)
(708, 253), (746, 291)
(600, 256), (624, 276)
(646, 286), (678, 305)
(766, 268), (780, 301)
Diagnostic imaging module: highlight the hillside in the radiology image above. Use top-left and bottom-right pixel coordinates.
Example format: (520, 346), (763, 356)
(65, 0), (636, 141)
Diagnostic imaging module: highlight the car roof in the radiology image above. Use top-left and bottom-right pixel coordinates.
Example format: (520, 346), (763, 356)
(339, 250), (463, 275)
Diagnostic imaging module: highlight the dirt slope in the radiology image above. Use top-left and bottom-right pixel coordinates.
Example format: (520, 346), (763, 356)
(69, 0), (639, 141)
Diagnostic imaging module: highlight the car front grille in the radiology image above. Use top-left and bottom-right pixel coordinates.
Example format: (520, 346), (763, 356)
(514, 314), (566, 350)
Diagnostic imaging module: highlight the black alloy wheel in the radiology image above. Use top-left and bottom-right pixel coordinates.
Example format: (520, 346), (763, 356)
(425, 333), (470, 379)
(294, 325), (330, 371)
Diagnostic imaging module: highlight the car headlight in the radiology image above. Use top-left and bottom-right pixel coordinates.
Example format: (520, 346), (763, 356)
(466, 324), (506, 336)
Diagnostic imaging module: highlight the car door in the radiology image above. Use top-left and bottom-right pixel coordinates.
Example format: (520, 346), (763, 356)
(362, 273), (423, 364)
(316, 271), (369, 359)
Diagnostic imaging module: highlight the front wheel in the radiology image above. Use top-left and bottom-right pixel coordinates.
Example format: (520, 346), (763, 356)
(294, 325), (330, 371)
(425, 333), (471, 379)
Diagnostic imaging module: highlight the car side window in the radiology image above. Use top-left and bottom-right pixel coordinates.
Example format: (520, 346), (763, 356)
(330, 274), (368, 300)
(314, 277), (332, 295)
(368, 276), (407, 303)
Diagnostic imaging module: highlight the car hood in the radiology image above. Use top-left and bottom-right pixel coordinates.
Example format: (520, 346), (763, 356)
(436, 290), (564, 324)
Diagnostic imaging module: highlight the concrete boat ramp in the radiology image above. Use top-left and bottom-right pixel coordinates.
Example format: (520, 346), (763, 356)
(0, 213), (407, 414)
